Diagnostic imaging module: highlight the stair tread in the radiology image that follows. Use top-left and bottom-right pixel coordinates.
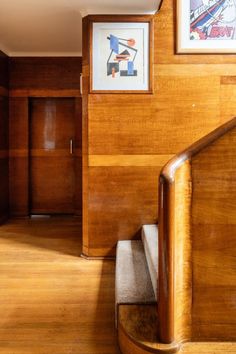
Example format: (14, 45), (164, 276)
(142, 224), (158, 300)
(116, 240), (156, 306)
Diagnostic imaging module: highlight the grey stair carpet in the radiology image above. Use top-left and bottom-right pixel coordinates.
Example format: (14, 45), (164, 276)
(115, 240), (156, 307)
(142, 224), (158, 300)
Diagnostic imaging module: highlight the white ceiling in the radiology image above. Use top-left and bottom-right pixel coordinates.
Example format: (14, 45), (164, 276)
(0, 0), (161, 57)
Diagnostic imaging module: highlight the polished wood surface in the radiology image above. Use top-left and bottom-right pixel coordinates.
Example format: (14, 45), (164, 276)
(158, 161), (192, 344)
(82, 0), (236, 257)
(118, 305), (236, 354)
(9, 58), (82, 217)
(9, 57), (82, 90)
(158, 117), (236, 345)
(0, 51), (9, 223)
(118, 305), (179, 354)
(0, 217), (121, 354)
(82, 16), (90, 256)
(191, 127), (236, 341)
(88, 166), (160, 256)
(30, 98), (76, 214)
(10, 89), (81, 98)
(9, 97), (29, 216)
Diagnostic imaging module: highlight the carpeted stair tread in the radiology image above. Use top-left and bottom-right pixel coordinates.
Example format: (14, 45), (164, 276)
(142, 224), (158, 300)
(116, 240), (156, 307)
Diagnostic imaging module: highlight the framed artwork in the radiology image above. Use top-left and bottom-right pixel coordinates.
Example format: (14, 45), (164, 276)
(177, 0), (236, 53)
(91, 20), (153, 93)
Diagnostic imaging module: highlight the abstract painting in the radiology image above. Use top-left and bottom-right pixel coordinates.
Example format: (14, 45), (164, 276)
(177, 0), (236, 52)
(92, 22), (150, 91)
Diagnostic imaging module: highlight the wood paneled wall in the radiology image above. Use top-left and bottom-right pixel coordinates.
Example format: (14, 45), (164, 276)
(82, 0), (236, 257)
(9, 57), (82, 216)
(191, 127), (236, 341)
(0, 50), (9, 223)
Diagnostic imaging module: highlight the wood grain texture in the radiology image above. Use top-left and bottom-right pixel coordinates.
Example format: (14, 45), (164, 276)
(0, 217), (121, 354)
(173, 162), (192, 343)
(10, 89), (81, 98)
(157, 118), (236, 345)
(9, 58), (82, 217)
(82, 16), (91, 255)
(9, 57), (82, 90)
(29, 98), (76, 214)
(118, 304), (236, 354)
(158, 161), (192, 344)
(83, 0), (236, 257)
(89, 155), (174, 167)
(191, 127), (236, 341)
(118, 305), (180, 354)
(87, 166), (160, 256)
(0, 52), (9, 223)
(9, 98), (29, 216)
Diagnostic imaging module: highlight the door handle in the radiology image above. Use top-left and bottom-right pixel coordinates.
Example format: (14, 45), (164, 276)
(70, 139), (73, 155)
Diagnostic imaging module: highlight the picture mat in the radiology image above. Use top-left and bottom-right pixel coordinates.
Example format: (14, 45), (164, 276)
(92, 22), (149, 91)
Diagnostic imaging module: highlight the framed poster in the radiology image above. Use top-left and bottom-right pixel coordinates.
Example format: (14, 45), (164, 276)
(177, 0), (236, 53)
(91, 20), (153, 93)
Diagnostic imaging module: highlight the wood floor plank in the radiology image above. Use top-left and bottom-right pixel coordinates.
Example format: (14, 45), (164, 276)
(0, 217), (121, 354)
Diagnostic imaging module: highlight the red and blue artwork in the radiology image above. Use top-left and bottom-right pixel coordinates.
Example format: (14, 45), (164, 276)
(107, 35), (138, 78)
(190, 0), (236, 40)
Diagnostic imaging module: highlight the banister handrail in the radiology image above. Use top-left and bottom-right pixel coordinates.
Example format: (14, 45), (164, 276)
(158, 116), (236, 345)
(161, 116), (236, 183)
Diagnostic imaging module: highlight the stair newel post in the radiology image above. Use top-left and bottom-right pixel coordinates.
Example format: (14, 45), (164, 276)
(158, 174), (175, 344)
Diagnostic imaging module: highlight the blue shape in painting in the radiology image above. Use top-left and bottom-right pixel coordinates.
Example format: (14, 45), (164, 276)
(127, 61), (134, 75)
(110, 34), (119, 53)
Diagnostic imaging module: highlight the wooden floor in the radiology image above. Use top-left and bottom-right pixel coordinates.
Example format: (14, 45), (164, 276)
(0, 217), (121, 354)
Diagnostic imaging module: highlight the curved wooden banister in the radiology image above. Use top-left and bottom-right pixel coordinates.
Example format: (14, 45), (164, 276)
(161, 116), (236, 184)
(158, 116), (236, 345)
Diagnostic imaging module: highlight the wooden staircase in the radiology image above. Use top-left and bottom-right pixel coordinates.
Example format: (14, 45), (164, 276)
(116, 117), (236, 353)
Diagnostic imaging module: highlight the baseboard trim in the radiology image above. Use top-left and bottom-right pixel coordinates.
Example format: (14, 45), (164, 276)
(82, 245), (116, 258)
(80, 253), (115, 260)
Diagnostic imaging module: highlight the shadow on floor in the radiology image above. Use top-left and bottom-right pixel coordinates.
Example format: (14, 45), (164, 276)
(0, 216), (82, 257)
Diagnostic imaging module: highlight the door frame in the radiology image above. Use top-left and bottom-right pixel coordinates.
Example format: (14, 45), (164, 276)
(9, 91), (82, 218)
(28, 97), (82, 216)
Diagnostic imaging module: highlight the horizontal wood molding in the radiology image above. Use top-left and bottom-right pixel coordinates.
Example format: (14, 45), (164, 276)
(156, 64), (236, 77)
(89, 155), (174, 167)
(9, 149), (28, 158)
(30, 148), (82, 158)
(10, 89), (81, 98)
(83, 246), (116, 257)
(221, 76), (236, 85)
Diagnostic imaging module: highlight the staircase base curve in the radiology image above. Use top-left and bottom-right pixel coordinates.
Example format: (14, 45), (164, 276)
(118, 305), (180, 354)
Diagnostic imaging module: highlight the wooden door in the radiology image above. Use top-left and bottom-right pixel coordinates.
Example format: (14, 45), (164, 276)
(30, 98), (76, 214)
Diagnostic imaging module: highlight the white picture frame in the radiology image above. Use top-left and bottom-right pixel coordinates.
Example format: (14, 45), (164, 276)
(91, 21), (152, 92)
(177, 0), (236, 53)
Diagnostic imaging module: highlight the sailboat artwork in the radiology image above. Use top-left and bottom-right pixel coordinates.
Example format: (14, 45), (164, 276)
(190, 0), (236, 40)
(92, 22), (150, 91)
